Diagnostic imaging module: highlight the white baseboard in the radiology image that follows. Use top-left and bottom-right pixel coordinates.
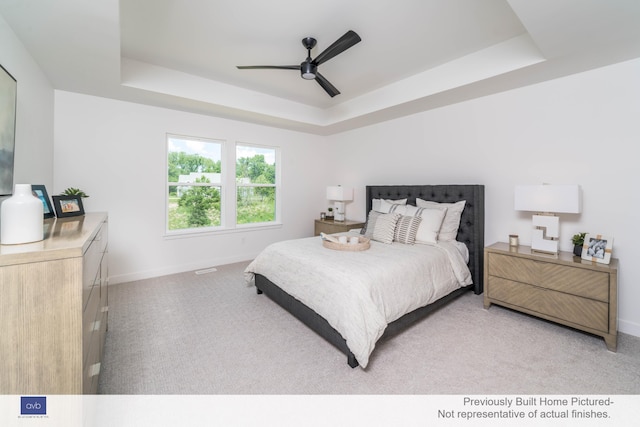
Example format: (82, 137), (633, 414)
(108, 252), (259, 285)
(618, 319), (640, 338)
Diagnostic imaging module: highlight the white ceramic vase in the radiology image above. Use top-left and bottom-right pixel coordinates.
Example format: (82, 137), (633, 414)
(1, 184), (44, 245)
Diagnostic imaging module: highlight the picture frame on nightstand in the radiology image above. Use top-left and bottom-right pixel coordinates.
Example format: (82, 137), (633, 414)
(581, 233), (613, 264)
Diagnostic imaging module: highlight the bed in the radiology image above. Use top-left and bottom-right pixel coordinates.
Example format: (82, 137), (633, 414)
(245, 184), (484, 368)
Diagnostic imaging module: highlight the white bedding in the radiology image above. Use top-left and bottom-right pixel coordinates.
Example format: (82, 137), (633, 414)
(244, 232), (472, 368)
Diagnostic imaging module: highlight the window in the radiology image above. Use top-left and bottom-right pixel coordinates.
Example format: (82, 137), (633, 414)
(167, 135), (223, 232)
(236, 144), (277, 225)
(166, 135), (279, 234)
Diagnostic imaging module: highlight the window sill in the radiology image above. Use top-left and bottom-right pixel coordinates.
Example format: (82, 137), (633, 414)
(164, 222), (283, 240)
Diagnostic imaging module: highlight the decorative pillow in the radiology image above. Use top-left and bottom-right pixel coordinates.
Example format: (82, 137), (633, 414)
(372, 198), (407, 212)
(416, 199), (466, 242)
(372, 213), (402, 244)
(414, 207), (448, 244)
(394, 215), (423, 245)
(361, 210), (381, 237)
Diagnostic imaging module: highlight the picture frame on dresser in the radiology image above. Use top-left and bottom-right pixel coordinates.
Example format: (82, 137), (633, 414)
(31, 184), (55, 218)
(581, 233), (613, 264)
(52, 194), (85, 217)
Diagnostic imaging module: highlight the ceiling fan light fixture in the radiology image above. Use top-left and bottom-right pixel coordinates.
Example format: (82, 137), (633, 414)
(301, 61), (316, 80)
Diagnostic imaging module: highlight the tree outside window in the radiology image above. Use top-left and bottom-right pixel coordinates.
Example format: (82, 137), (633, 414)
(236, 144), (277, 225)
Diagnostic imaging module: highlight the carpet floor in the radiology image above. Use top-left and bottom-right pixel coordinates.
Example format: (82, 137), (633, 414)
(98, 261), (640, 394)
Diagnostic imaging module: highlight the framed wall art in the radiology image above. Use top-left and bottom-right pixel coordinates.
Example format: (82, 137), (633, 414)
(0, 63), (17, 196)
(52, 195), (85, 218)
(581, 233), (613, 264)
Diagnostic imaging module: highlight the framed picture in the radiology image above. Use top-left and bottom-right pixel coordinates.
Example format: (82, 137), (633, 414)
(0, 63), (17, 196)
(52, 195), (85, 218)
(581, 234), (613, 264)
(31, 184), (55, 218)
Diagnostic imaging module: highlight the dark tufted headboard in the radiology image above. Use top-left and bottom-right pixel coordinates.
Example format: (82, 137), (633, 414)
(366, 185), (485, 294)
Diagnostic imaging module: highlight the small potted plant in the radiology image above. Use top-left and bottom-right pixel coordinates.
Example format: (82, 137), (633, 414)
(326, 207), (334, 220)
(571, 232), (586, 257)
(60, 187), (90, 198)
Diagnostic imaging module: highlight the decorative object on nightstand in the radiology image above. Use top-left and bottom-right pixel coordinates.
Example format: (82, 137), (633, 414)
(0, 184), (44, 245)
(571, 232), (587, 257)
(514, 184), (582, 255)
(326, 185), (353, 222)
(581, 233), (613, 265)
(484, 242), (618, 351)
(326, 207), (334, 220)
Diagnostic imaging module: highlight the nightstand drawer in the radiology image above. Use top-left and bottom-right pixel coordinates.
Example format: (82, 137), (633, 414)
(488, 277), (609, 332)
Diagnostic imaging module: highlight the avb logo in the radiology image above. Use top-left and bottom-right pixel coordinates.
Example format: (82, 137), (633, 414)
(21, 396), (47, 415)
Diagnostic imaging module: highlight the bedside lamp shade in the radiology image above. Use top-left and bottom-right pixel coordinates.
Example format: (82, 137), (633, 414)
(515, 185), (582, 254)
(327, 186), (353, 222)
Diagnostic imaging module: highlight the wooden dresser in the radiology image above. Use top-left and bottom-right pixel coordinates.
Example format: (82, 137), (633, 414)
(0, 212), (109, 394)
(484, 242), (618, 351)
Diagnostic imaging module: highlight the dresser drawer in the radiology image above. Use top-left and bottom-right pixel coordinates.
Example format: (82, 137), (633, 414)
(489, 253), (609, 302)
(539, 263), (609, 302)
(488, 253), (537, 284)
(488, 277), (609, 332)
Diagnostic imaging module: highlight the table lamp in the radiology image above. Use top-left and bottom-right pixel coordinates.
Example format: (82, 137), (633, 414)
(326, 186), (353, 222)
(515, 184), (582, 254)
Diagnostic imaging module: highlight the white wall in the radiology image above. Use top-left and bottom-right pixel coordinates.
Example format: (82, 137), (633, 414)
(326, 58), (640, 336)
(54, 91), (327, 283)
(0, 13), (53, 198)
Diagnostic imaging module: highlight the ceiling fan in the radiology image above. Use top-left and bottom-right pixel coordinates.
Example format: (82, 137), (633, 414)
(236, 30), (361, 98)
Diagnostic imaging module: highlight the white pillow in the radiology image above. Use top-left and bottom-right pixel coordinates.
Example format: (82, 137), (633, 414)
(372, 213), (402, 244)
(416, 199), (466, 242)
(414, 207), (447, 244)
(372, 198), (407, 212)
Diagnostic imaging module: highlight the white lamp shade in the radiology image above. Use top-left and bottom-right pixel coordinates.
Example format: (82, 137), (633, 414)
(326, 186), (353, 202)
(514, 185), (582, 214)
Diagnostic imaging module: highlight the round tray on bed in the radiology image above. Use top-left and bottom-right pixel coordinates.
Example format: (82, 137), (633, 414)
(322, 236), (371, 251)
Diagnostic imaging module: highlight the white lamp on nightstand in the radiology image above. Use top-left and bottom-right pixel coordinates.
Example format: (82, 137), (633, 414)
(515, 184), (582, 255)
(326, 185), (353, 222)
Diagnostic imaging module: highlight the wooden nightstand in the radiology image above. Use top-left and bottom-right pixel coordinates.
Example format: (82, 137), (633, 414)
(314, 219), (365, 236)
(484, 242), (618, 351)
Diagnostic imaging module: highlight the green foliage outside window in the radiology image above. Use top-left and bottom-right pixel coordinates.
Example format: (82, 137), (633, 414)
(168, 145), (277, 230)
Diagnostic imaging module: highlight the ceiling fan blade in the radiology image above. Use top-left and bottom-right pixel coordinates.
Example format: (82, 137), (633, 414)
(236, 65), (299, 70)
(312, 30), (361, 65)
(315, 72), (340, 97)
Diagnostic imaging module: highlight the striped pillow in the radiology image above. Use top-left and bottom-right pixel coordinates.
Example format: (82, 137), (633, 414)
(372, 213), (402, 244)
(361, 210), (381, 237)
(394, 215), (423, 245)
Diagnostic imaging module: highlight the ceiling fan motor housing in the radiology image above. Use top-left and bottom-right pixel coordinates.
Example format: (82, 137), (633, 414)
(301, 61), (317, 79)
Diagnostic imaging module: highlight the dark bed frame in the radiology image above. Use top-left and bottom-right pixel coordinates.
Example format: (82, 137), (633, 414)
(255, 184), (485, 368)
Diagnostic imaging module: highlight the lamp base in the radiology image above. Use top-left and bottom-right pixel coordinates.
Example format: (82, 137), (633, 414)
(531, 214), (559, 255)
(334, 201), (346, 222)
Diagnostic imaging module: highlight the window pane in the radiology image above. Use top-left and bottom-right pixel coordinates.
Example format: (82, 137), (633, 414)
(237, 186), (275, 224)
(167, 185), (221, 230)
(236, 145), (276, 185)
(168, 136), (222, 183)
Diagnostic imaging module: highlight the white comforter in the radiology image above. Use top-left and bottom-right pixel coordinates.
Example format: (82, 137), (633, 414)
(244, 232), (472, 368)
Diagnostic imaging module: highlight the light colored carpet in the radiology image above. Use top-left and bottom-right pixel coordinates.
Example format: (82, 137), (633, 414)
(98, 261), (640, 394)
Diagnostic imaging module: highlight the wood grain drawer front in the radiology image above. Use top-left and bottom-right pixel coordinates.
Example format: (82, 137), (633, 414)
(488, 277), (609, 332)
(540, 264), (609, 302)
(489, 253), (537, 283)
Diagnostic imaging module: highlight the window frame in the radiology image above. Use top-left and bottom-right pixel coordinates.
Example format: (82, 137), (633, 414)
(234, 141), (281, 229)
(165, 134), (281, 238)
